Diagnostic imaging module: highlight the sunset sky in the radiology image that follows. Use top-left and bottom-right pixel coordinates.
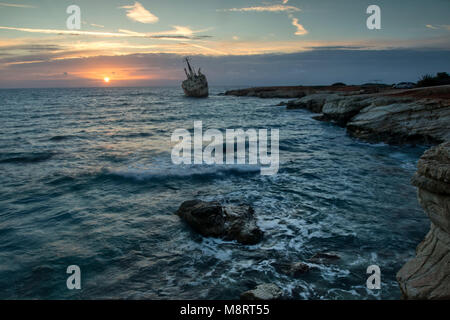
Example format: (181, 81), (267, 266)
(0, 0), (449, 87)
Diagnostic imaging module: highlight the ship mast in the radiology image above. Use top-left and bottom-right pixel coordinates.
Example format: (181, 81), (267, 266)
(184, 57), (195, 77)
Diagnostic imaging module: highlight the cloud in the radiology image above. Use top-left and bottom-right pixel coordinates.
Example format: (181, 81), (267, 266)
(303, 45), (364, 50)
(220, 4), (306, 36)
(291, 17), (308, 35)
(219, 5), (300, 13)
(0, 26), (133, 37)
(1, 44), (62, 51)
(119, 1), (159, 24)
(426, 24), (450, 31)
(117, 25), (212, 40)
(0, 2), (35, 8)
(0, 25), (211, 40)
(146, 25), (212, 38)
(1, 26), (449, 67)
(2, 49), (450, 88)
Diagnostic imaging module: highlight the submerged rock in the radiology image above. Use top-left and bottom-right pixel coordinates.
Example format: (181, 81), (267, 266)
(308, 252), (341, 264)
(175, 200), (263, 244)
(240, 283), (283, 300)
(397, 141), (450, 299)
(275, 261), (311, 277)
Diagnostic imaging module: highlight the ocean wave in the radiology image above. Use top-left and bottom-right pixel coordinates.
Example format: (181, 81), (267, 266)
(125, 92), (156, 97)
(49, 135), (70, 141)
(100, 164), (261, 182)
(0, 151), (55, 164)
(109, 132), (153, 139)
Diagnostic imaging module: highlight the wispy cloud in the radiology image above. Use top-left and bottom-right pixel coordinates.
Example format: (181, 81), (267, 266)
(119, 1), (159, 24)
(426, 24), (450, 31)
(219, 4), (307, 36)
(0, 2), (35, 8)
(219, 5), (300, 13)
(0, 26), (134, 37)
(426, 24), (439, 29)
(0, 25), (210, 40)
(147, 25), (212, 37)
(291, 17), (308, 35)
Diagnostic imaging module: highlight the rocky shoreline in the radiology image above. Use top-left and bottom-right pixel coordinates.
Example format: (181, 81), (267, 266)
(178, 85), (449, 299)
(225, 85), (450, 145)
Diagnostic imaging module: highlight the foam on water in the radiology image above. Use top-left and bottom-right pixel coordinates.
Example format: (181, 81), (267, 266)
(0, 87), (429, 299)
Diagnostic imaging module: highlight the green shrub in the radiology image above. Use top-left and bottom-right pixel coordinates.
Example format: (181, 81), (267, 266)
(417, 72), (450, 87)
(331, 82), (346, 86)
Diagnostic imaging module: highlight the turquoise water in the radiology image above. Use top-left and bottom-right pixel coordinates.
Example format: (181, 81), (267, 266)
(0, 87), (428, 299)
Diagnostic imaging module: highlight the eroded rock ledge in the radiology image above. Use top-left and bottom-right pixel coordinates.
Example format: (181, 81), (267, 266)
(396, 141), (450, 299)
(226, 85), (450, 145)
(282, 86), (450, 145)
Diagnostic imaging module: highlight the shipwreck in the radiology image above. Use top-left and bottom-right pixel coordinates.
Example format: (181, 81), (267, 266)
(182, 57), (208, 98)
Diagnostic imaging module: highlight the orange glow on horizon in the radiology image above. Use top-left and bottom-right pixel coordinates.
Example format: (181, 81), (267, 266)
(67, 68), (155, 82)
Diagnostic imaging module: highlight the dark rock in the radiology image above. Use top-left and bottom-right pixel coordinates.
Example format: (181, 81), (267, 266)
(290, 262), (311, 276)
(224, 87), (308, 99)
(276, 261), (310, 277)
(175, 200), (263, 244)
(308, 252), (340, 264)
(240, 283), (283, 300)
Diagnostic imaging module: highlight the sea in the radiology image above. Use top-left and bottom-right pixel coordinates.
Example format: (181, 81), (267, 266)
(0, 86), (429, 299)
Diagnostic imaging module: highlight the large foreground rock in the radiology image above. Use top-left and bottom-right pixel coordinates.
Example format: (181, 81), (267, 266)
(176, 200), (263, 244)
(396, 142), (450, 299)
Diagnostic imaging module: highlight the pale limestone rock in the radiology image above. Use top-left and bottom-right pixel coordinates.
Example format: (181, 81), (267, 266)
(346, 99), (450, 144)
(397, 142), (450, 299)
(286, 93), (340, 112)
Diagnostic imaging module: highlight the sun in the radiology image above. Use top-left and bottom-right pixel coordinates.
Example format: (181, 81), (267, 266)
(103, 77), (110, 83)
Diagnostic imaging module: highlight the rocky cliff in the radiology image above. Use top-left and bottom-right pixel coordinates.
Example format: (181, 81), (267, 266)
(396, 141), (450, 299)
(280, 85), (450, 144)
